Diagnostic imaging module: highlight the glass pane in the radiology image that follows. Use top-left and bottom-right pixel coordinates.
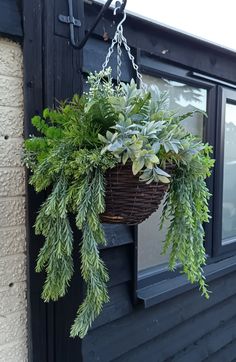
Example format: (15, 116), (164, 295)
(138, 74), (207, 272)
(143, 74), (206, 136)
(222, 102), (236, 243)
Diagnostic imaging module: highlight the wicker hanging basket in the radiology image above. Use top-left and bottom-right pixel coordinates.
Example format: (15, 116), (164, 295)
(101, 162), (174, 225)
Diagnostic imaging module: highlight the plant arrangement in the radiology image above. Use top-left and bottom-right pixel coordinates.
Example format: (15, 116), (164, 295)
(24, 68), (214, 338)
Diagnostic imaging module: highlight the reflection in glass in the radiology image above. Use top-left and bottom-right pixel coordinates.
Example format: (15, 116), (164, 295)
(222, 103), (236, 243)
(138, 74), (207, 271)
(143, 74), (207, 136)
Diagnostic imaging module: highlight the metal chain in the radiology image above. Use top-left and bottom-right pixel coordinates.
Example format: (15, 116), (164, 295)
(102, 30), (119, 70)
(120, 31), (146, 89)
(116, 30), (122, 84)
(102, 7), (146, 89)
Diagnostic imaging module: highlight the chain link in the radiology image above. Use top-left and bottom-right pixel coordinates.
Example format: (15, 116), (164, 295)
(116, 31), (122, 85)
(120, 32), (146, 89)
(102, 31), (119, 70)
(102, 8), (146, 89)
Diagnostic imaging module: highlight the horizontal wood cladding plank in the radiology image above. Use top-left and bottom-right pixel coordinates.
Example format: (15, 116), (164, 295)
(102, 224), (134, 249)
(115, 294), (236, 362)
(101, 244), (133, 287)
(84, 3), (236, 84)
(171, 315), (236, 362)
(82, 271), (236, 362)
(70, 222), (134, 250)
(0, 0), (22, 38)
(204, 340), (236, 362)
(91, 282), (133, 330)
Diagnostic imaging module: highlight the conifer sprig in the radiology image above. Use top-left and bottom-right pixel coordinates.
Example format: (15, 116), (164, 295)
(35, 176), (74, 301)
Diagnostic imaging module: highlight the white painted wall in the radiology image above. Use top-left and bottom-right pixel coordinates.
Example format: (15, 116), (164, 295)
(0, 38), (28, 362)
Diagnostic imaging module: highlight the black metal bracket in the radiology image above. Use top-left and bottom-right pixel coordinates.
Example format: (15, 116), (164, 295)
(58, 14), (81, 27)
(58, 0), (127, 50)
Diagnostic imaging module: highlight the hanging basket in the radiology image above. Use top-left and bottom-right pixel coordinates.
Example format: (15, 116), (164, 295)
(101, 162), (175, 225)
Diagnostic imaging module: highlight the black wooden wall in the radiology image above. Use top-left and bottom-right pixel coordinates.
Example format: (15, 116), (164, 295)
(0, 0), (22, 39)
(83, 272), (236, 361)
(23, 1), (236, 361)
(24, 0), (85, 360)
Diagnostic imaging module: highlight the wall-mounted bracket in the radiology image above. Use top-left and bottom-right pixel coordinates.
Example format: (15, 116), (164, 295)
(58, 14), (81, 27)
(58, 0), (127, 50)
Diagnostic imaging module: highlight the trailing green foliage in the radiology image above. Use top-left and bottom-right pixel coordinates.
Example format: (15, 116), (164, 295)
(70, 168), (110, 338)
(160, 144), (214, 297)
(24, 68), (214, 338)
(35, 175), (74, 301)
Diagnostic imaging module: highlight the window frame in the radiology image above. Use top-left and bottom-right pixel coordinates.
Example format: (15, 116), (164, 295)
(213, 87), (236, 256)
(136, 54), (218, 290)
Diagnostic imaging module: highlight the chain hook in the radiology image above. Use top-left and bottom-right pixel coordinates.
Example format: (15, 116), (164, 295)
(114, 0), (127, 15)
(102, 0), (145, 89)
(115, 11), (127, 30)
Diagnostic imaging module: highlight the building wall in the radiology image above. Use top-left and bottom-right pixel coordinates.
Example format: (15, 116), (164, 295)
(0, 38), (27, 362)
(82, 270), (236, 361)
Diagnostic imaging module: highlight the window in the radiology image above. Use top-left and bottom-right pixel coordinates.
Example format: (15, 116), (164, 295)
(136, 55), (236, 302)
(222, 102), (236, 242)
(214, 88), (236, 255)
(142, 75), (206, 136)
(138, 74), (208, 272)
(136, 56), (218, 288)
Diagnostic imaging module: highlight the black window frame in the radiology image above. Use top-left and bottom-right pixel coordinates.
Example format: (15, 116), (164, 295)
(136, 53), (219, 291)
(213, 87), (236, 256)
